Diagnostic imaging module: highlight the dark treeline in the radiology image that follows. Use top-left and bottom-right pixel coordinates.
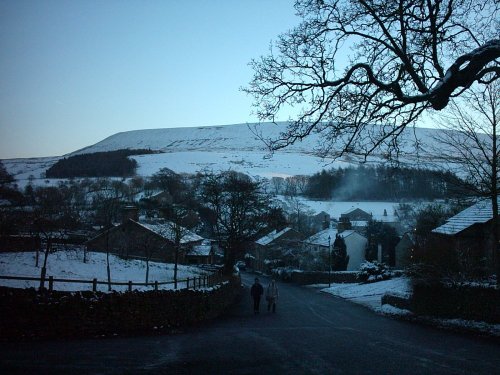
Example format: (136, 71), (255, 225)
(46, 149), (159, 178)
(305, 165), (466, 200)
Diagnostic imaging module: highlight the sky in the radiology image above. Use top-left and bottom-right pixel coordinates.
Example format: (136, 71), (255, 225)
(0, 0), (299, 159)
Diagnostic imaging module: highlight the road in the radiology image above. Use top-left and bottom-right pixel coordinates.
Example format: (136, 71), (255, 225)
(0, 272), (498, 374)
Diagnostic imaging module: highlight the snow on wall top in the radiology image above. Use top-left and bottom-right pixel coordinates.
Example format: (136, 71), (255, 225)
(432, 197), (499, 235)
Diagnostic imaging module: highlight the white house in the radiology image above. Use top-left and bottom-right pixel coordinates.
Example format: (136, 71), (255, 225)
(303, 228), (368, 271)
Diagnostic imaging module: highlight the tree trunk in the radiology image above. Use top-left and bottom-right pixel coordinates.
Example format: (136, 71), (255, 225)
(491, 108), (499, 286)
(106, 252), (111, 292)
(492, 197), (499, 286)
(39, 238), (51, 290)
(105, 229), (112, 291)
(173, 246), (179, 289)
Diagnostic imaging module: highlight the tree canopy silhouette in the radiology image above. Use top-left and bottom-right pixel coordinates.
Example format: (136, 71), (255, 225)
(244, 0), (499, 159)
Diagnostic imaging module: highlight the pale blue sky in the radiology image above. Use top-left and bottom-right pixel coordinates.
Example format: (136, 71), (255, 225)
(0, 0), (299, 158)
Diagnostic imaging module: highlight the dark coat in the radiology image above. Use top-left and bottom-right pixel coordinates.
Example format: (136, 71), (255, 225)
(250, 283), (264, 299)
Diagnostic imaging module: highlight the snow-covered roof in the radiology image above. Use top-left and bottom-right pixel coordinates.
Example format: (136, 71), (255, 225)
(304, 228), (338, 247)
(256, 227), (292, 246)
(343, 207), (364, 215)
(339, 230), (358, 238)
(432, 198), (498, 235)
(304, 229), (362, 247)
(188, 244), (212, 257)
(136, 221), (204, 244)
(351, 220), (369, 227)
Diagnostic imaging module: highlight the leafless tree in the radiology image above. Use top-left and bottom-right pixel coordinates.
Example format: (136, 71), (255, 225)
(244, 0), (499, 159)
(91, 179), (127, 291)
(162, 205), (198, 289)
(271, 176), (284, 195)
(431, 82), (499, 282)
(284, 177), (298, 198)
(29, 186), (80, 289)
(295, 175), (309, 195)
(201, 171), (271, 274)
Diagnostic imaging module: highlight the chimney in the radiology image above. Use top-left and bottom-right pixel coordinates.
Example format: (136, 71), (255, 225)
(337, 217), (352, 233)
(322, 214), (331, 230)
(122, 205), (139, 223)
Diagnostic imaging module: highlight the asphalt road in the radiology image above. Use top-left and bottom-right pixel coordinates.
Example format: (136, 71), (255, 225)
(1, 272), (498, 374)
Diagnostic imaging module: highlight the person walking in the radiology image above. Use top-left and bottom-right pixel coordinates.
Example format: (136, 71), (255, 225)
(266, 279), (279, 313)
(250, 278), (264, 314)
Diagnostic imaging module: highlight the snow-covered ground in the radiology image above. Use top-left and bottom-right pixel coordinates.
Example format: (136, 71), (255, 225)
(280, 197), (403, 222)
(312, 278), (500, 337)
(2, 123), (450, 188)
(0, 250), (209, 292)
(133, 150), (353, 178)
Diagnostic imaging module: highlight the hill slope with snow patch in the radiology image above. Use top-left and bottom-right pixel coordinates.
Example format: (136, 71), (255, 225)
(2, 122), (448, 184)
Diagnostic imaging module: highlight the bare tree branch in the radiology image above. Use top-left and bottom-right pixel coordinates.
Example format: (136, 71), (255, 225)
(243, 0), (499, 159)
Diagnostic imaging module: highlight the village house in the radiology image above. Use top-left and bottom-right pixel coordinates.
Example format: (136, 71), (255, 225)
(86, 208), (205, 264)
(340, 207), (404, 235)
(341, 207), (372, 222)
(309, 211), (331, 232)
(253, 227), (305, 270)
(337, 208), (371, 235)
(186, 240), (215, 265)
(431, 198), (500, 274)
(303, 228), (368, 271)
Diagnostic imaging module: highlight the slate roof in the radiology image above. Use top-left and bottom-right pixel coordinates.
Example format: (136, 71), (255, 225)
(304, 229), (360, 247)
(432, 198), (499, 235)
(136, 221), (204, 244)
(343, 207), (362, 215)
(188, 244), (212, 257)
(256, 227), (292, 246)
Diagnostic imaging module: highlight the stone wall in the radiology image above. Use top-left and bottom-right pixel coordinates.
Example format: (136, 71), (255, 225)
(0, 276), (242, 341)
(410, 282), (500, 323)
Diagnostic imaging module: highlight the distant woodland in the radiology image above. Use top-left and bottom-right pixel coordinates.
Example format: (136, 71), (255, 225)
(45, 149), (158, 178)
(44, 150), (467, 201)
(304, 166), (466, 200)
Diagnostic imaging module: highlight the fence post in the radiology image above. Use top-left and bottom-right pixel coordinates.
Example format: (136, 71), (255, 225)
(39, 267), (46, 291)
(128, 281), (132, 292)
(92, 278), (97, 292)
(186, 277), (190, 289)
(199, 276), (202, 289)
(48, 276), (53, 292)
(154, 281), (158, 291)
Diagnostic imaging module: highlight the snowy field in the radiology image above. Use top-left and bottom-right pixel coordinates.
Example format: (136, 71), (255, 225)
(278, 196), (410, 222)
(133, 150), (354, 178)
(2, 122), (445, 188)
(0, 250), (209, 292)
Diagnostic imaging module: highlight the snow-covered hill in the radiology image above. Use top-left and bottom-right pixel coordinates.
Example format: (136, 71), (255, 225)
(73, 122), (442, 158)
(2, 122), (445, 185)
